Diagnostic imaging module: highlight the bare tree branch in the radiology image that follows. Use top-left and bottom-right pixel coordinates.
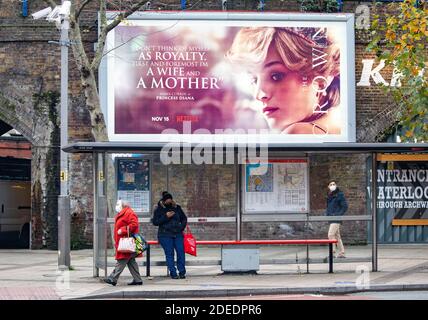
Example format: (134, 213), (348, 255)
(75, 0), (94, 20)
(101, 20), (180, 63)
(69, 9), (92, 76)
(91, 0), (108, 71)
(91, 0), (149, 71)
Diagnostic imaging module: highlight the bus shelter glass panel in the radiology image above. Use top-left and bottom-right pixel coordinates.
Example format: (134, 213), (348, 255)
(166, 163), (237, 241)
(95, 196), (107, 274)
(93, 153), (109, 276)
(307, 153), (373, 268)
(240, 152), (374, 271)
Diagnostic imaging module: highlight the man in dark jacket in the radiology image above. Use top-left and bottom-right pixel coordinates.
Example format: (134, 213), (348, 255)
(326, 180), (348, 258)
(152, 191), (187, 279)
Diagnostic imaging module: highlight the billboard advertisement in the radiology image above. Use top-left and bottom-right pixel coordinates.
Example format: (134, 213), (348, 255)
(103, 12), (355, 143)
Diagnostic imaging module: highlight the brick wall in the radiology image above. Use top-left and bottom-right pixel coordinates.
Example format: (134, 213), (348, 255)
(0, 138), (31, 158)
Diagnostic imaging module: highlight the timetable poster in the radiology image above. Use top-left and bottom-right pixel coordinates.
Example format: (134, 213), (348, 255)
(117, 158), (150, 213)
(244, 159), (308, 213)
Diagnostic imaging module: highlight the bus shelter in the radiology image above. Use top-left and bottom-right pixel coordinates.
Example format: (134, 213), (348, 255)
(63, 142), (428, 277)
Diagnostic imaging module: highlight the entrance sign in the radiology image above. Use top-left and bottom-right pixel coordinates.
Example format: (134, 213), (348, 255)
(103, 12), (356, 143)
(243, 159), (309, 213)
(377, 161), (428, 226)
(116, 158), (151, 213)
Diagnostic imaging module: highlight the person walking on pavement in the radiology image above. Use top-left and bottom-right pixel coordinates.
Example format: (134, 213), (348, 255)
(152, 191), (187, 279)
(326, 180), (348, 258)
(104, 200), (143, 286)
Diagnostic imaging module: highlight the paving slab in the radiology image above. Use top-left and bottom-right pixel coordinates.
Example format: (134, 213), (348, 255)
(0, 245), (427, 299)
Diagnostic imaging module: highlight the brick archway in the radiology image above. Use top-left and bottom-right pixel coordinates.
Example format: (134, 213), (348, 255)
(356, 104), (402, 142)
(0, 87), (60, 249)
(0, 91), (34, 144)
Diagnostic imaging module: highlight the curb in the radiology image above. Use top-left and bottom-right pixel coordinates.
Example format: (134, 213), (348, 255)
(70, 283), (428, 300)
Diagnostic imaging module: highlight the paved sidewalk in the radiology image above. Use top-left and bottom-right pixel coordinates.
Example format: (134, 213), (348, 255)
(0, 245), (427, 299)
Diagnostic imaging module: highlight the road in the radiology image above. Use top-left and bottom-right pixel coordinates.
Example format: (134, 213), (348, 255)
(120, 291), (428, 300)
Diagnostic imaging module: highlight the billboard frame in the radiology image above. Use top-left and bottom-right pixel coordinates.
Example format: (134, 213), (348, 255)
(99, 11), (356, 144)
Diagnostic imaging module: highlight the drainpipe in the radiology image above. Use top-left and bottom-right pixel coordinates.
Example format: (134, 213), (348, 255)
(22, 0), (29, 17)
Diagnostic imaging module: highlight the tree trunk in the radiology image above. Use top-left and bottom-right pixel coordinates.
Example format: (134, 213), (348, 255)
(70, 14), (129, 249)
(81, 71), (109, 142)
(70, 22), (109, 142)
(31, 92), (61, 249)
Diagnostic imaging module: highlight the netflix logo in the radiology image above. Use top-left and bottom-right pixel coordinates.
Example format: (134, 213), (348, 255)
(176, 115), (199, 123)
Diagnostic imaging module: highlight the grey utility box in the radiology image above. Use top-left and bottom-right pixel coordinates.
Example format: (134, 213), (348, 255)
(221, 245), (260, 272)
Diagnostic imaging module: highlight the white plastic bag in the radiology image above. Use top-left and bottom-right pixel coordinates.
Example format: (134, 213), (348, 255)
(117, 236), (136, 253)
(117, 226), (135, 253)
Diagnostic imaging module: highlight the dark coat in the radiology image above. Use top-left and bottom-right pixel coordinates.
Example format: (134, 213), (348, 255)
(152, 200), (187, 238)
(113, 206), (141, 260)
(326, 189), (348, 224)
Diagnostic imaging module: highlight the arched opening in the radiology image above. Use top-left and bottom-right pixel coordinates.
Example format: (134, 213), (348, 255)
(0, 119), (12, 136)
(0, 123), (31, 249)
(1, 89), (61, 250)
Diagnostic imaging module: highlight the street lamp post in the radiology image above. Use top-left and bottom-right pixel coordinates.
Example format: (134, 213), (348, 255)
(57, 1), (71, 270)
(32, 1), (71, 270)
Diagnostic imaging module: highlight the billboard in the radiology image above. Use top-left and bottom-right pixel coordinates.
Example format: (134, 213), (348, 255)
(103, 12), (355, 143)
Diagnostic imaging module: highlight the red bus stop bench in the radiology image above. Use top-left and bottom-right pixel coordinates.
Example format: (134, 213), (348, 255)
(144, 239), (338, 276)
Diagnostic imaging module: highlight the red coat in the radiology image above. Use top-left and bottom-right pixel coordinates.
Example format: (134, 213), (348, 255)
(113, 207), (141, 260)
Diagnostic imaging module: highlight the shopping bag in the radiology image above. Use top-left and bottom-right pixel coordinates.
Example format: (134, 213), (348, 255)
(117, 226), (136, 253)
(183, 226), (197, 256)
(117, 237), (136, 253)
(133, 233), (149, 255)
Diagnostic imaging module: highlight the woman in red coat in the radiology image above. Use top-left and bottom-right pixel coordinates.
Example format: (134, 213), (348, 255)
(103, 200), (143, 286)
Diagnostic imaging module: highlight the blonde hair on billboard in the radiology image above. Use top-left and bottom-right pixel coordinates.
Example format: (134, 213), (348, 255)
(227, 27), (340, 111)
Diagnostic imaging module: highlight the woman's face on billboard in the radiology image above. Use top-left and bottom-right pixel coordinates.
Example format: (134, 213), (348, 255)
(251, 44), (318, 132)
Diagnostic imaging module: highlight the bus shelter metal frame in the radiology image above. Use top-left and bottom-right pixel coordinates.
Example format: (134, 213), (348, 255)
(63, 142), (428, 277)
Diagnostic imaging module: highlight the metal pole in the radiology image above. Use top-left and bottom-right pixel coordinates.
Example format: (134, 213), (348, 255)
(306, 213), (309, 273)
(306, 244), (309, 274)
(328, 243), (333, 273)
(146, 245), (151, 277)
(92, 153), (99, 277)
(371, 153), (378, 272)
(166, 162), (169, 193)
(58, 3), (70, 269)
(102, 153), (108, 279)
(236, 151), (241, 241)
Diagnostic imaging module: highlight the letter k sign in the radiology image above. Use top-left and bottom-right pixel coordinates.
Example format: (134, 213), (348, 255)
(357, 59), (389, 86)
(357, 59), (403, 87)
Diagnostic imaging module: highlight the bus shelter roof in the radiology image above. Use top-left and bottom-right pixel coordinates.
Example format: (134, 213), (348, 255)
(63, 142), (428, 154)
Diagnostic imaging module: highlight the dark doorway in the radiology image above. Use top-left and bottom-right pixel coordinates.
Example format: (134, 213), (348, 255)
(0, 131), (31, 249)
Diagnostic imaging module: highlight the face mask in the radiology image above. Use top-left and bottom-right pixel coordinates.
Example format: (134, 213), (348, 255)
(115, 201), (123, 213)
(329, 185), (337, 192)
